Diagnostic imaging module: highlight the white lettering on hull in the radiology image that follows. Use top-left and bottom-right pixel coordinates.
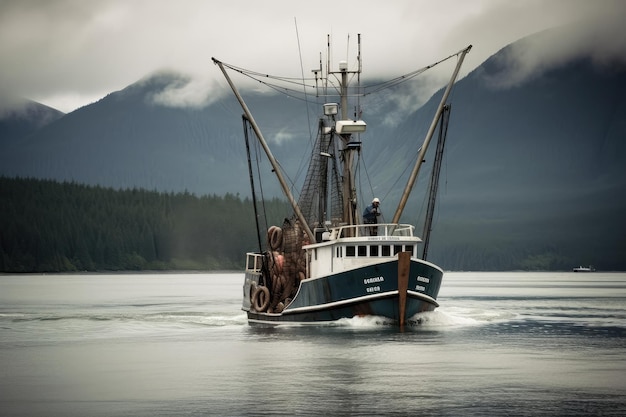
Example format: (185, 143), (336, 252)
(364, 276), (384, 293)
(363, 276), (384, 284)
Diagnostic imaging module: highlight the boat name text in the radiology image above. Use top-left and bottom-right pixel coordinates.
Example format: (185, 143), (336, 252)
(416, 276), (430, 283)
(364, 276), (384, 284)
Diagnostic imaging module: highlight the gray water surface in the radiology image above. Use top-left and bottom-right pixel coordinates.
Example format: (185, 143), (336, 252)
(1, 272), (625, 416)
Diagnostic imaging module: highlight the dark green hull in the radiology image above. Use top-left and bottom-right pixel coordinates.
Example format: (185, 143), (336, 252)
(243, 257), (443, 325)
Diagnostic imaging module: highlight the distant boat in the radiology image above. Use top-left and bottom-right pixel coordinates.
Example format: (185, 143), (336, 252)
(573, 265), (595, 272)
(213, 37), (471, 326)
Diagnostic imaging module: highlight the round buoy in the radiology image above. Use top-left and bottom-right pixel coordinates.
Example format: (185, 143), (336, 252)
(252, 286), (270, 312)
(268, 226), (283, 250)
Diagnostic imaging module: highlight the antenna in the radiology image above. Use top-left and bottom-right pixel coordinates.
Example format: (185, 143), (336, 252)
(346, 33), (350, 66)
(326, 34), (330, 94)
(357, 34), (362, 120)
(312, 52), (322, 97)
(358, 33), (362, 73)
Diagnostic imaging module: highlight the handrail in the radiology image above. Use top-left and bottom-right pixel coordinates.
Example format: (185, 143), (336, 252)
(331, 223), (418, 239)
(246, 253), (264, 272)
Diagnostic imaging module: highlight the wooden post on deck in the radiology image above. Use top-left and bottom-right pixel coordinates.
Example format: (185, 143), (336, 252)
(398, 251), (411, 327)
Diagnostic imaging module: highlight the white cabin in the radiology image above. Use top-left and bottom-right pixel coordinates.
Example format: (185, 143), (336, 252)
(303, 223), (422, 279)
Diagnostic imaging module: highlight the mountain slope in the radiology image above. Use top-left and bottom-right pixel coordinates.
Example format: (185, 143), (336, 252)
(1, 29), (625, 270)
(0, 72), (336, 195)
(0, 98), (64, 145)
(382, 43), (626, 270)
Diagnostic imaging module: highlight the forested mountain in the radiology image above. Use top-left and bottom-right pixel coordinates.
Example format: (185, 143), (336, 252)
(0, 72), (323, 196)
(2, 175), (622, 272)
(1, 27), (625, 271)
(0, 177), (289, 272)
(384, 46), (626, 271)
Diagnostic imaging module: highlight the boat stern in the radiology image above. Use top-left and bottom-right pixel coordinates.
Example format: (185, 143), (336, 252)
(243, 252), (265, 311)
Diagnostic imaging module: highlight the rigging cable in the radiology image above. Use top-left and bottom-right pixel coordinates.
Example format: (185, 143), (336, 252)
(292, 17), (316, 191)
(294, 17), (314, 145)
(361, 49), (462, 96)
(422, 105), (451, 260)
(216, 47), (459, 103)
(243, 114), (274, 277)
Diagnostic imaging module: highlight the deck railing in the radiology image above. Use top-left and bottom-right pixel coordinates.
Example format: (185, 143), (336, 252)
(332, 223), (416, 240)
(245, 252), (264, 272)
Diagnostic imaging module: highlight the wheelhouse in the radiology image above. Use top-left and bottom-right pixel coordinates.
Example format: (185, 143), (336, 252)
(305, 223), (422, 279)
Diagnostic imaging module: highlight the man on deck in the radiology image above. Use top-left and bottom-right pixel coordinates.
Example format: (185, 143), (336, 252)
(363, 198), (381, 236)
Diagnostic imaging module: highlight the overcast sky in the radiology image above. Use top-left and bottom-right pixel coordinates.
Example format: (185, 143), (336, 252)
(1, 0), (625, 113)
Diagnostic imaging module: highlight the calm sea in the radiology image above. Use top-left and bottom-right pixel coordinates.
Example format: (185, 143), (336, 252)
(1, 272), (625, 416)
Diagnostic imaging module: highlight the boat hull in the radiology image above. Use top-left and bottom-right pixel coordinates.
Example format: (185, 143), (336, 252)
(243, 257), (443, 325)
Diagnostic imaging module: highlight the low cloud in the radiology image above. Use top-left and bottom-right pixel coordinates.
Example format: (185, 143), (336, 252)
(0, 94), (27, 118)
(270, 128), (296, 145)
(3, 0), (626, 112)
(150, 73), (222, 109)
(481, 11), (626, 89)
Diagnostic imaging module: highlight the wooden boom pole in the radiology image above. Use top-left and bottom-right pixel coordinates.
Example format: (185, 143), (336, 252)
(391, 45), (472, 224)
(212, 58), (316, 243)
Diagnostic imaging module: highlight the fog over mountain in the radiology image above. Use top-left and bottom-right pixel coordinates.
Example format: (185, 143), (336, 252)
(396, 47), (626, 270)
(1, 27), (625, 270)
(0, 97), (64, 145)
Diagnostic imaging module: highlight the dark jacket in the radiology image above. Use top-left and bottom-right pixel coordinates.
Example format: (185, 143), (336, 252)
(363, 204), (380, 223)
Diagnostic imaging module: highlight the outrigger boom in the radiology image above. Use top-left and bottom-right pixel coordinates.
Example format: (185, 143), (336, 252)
(392, 45), (472, 223)
(212, 58), (316, 243)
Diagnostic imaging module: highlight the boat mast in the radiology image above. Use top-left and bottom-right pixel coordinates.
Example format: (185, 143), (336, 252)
(340, 64), (355, 226)
(391, 45), (472, 223)
(330, 35), (363, 226)
(212, 58), (316, 243)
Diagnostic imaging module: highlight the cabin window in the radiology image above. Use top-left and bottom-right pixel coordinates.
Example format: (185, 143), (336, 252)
(314, 248), (318, 260)
(338, 244), (419, 258)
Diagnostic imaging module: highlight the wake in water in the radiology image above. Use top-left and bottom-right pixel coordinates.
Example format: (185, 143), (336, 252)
(414, 306), (519, 328)
(243, 306), (518, 330)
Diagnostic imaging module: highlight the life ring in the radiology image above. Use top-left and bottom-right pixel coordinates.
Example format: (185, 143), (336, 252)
(252, 286), (270, 312)
(249, 282), (257, 302)
(268, 226), (283, 251)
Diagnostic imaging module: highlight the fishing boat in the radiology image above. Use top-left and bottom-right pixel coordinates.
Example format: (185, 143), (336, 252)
(213, 37), (471, 326)
(573, 265), (595, 272)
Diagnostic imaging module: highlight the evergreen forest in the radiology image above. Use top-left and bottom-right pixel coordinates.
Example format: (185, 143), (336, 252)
(2, 176), (624, 273)
(0, 177), (289, 272)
